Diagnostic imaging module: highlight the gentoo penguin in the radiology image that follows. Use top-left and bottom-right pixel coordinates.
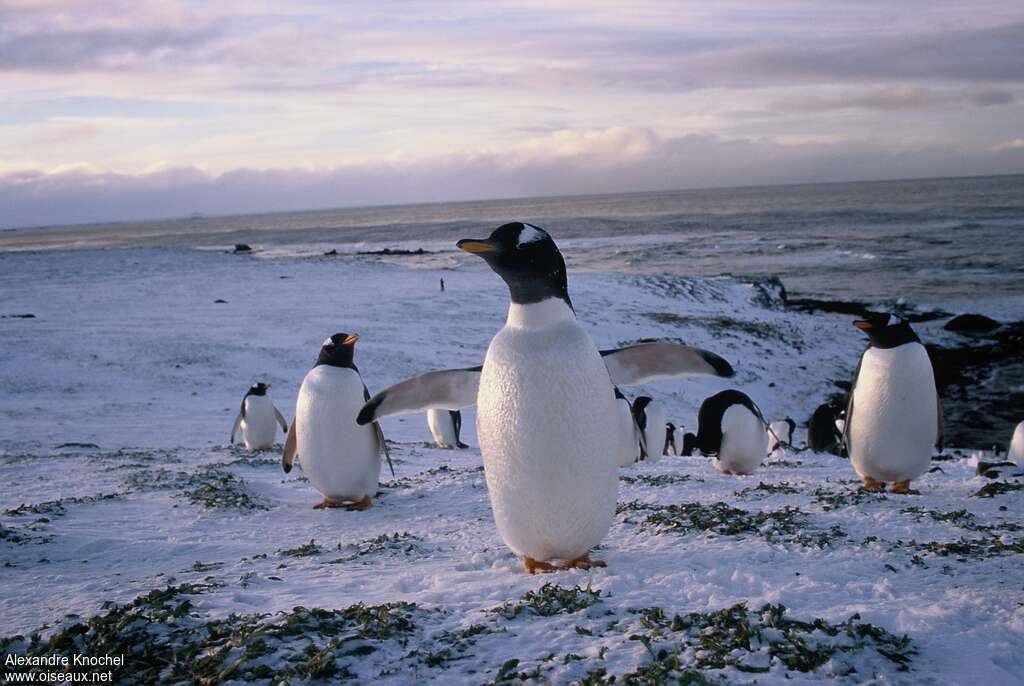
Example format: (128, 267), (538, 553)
(767, 418), (796, 452)
(230, 382), (288, 451)
(631, 396), (665, 463)
(1009, 421), (1024, 464)
(664, 422), (679, 456)
(282, 333), (394, 510)
(681, 389), (768, 475)
(427, 409), (469, 449)
(615, 387), (643, 468)
(844, 313), (943, 494)
(807, 403), (843, 455)
(357, 222), (734, 573)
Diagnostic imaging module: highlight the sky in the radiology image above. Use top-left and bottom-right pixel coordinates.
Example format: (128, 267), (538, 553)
(2, 0), (1023, 228)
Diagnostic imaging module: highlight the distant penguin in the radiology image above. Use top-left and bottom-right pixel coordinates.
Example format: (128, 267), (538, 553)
(844, 313), (942, 494)
(1010, 421), (1024, 463)
(230, 382), (288, 451)
(807, 404), (843, 455)
(664, 421), (679, 456)
(767, 418), (796, 452)
(427, 408), (469, 449)
(357, 222), (734, 573)
(282, 333), (394, 510)
(683, 389), (768, 475)
(631, 396), (665, 464)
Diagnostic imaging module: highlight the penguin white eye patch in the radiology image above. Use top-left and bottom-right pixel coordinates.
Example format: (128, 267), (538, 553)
(517, 224), (547, 247)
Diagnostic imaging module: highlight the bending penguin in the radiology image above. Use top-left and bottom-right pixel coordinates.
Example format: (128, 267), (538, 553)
(230, 382), (288, 451)
(357, 222), (734, 573)
(282, 333), (394, 510)
(427, 409), (469, 449)
(682, 389), (768, 475)
(767, 418), (796, 452)
(631, 396), (665, 463)
(844, 313), (942, 494)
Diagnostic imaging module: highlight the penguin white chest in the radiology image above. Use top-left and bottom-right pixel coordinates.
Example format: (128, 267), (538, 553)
(642, 403), (665, 463)
(427, 409), (458, 448)
(616, 399), (641, 468)
(296, 366), (380, 500)
(241, 395), (278, 450)
(477, 302), (620, 561)
(849, 344), (937, 483)
(1008, 421), (1024, 463)
(715, 405), (767, 475)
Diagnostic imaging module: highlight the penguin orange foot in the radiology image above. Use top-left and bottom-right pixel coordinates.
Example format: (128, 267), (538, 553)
(346, 495), (373, 511)
(523, 557), (559, 574)
(313, 498), (345, 509)
(859, 476), (887, 493)
(891, 481), (920, 495)
(562, 554), (607, 570)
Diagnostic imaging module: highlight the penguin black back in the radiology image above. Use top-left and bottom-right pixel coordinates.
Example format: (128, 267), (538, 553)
(807, 403), (842, 454)
(631, 396), (653, 431)
(456, 222), (573, 310)
(692, 389), (762, 455)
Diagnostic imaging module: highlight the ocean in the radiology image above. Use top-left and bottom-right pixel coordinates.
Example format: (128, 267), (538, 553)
(3, 174), (1023, 312)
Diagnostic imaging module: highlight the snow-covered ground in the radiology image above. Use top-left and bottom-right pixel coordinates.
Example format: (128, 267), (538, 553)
(1, 248), (1022, 684)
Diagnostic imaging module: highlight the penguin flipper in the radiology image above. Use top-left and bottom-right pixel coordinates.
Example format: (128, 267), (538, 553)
(230, 413), (243, 445)
(356, 366), (482, 424)
(601, 342), (734, 385)
(843, 355), (864, 452)
(374, 421), (395, 478)
(273, 407), (288, 433)
(282, 420), (298, 473)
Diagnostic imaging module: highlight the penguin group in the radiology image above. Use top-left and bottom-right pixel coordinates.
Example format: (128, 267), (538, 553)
(226, 220), (1000, 574)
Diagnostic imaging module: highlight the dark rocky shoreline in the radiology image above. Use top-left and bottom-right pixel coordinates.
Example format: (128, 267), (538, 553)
(778, 285), (1022, 450)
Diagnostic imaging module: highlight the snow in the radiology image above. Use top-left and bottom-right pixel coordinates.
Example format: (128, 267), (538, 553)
(1, 247), (1023, 683)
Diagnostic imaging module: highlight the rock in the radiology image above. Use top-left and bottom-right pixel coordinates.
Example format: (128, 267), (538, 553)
(323, 249), (338, 256)
(232, 244), (252, 253)
(214, 299), (228, 304)
(944, 313), (1000, 332)
(752, 277), (787, 310)
(1, 313), (35, 319)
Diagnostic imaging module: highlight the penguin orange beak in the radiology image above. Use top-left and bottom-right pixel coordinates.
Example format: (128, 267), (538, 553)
(457, 239), (500, 255)
(343, 333), (359, 345)
(852, 320), (873, 331)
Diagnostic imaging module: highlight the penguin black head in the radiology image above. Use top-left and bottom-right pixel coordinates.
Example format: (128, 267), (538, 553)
(631, 396), (653, 430)
(457, 222), (572, 309)
(681, 432), (698, 457)
(316, 332), (359, 368)
(247, 382), (270, 397)
(853, 312), (920, 348)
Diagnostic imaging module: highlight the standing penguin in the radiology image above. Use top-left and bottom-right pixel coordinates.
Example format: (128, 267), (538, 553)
(632, 396), (665, 463)
(357, 222), (734, 573)
(615, 387), (643, 468)
(664, 422), (679, 456)
(844, 313), (942, 494)
(1009, 421), (1024, 464)
(230, 382), (288, 451)
(427, 409), (469, 449)
(807, 403), (843, 455)
(681, 389), (768, 475)
(283, 333), (393, 510)
(767, 418), (796, 452)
